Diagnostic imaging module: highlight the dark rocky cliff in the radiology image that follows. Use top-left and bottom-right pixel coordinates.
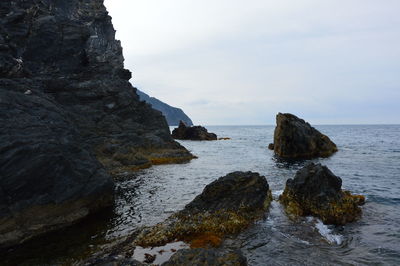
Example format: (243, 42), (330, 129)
(0, 0), (192, 247)
(136, 89), (193, 126)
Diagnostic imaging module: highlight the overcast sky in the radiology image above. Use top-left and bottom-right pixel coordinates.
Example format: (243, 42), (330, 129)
(104, 0), (400, 125)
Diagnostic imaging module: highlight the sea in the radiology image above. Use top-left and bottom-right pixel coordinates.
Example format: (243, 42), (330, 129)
(2, 125), (400, 265)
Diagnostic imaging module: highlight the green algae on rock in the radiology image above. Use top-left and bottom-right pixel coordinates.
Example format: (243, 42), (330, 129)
(280, 163), (365, 225)
(134, 171), (272, 248)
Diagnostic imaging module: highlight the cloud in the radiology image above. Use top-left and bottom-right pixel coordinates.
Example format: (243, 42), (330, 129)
(105, 0), (400, 124)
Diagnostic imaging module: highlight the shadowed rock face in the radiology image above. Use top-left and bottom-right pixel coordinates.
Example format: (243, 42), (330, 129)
(134, 171), (272, 248)
(172, 121), (217, 141)
(0, 0), (191, 247)
(273, 113), (337, 159)
(280, 163), (365, 225)
(0, 87), (114, 248)
(162, 248), (247, 266)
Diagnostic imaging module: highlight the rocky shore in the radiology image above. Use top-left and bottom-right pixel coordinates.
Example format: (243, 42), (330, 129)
(0, 0), (369, 264)
(0, 0), (192, 248)
(89, 171), (271, 265)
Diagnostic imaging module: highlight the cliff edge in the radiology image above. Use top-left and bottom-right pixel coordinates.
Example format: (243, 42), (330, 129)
(0, 0), (192, 247)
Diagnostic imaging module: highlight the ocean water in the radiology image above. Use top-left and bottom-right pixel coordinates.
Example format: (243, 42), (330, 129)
(2, 125), (400, 265)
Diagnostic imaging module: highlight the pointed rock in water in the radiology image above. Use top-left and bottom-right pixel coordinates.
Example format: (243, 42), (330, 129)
(162, 248), (247, 266)
(172, 121), (217, 140)
(280, 163), (365, 225)
(0, 0), (192, 247)
(134, 171), (272, 248)
(272, 113), (337, 159)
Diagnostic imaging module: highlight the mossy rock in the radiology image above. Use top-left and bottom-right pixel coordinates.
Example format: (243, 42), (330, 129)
(280, 163), (365, 225)
(135, 171), (272, 248)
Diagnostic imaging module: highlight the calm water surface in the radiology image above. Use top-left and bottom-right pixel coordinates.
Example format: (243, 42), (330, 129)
(2, 125), (400, 265)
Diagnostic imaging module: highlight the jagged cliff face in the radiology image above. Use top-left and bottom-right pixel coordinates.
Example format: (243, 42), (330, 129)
(0, 0), (192, 247)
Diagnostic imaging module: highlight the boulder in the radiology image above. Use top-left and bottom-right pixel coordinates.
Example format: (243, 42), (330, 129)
(272, 113), (337, 159)
(172, 121), (217, 141)
(134, 171), (272, 248)
(279, 163), (365, 225)
(162, 248), (247, 266)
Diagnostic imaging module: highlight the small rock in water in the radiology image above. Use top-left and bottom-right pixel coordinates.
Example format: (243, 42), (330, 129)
(24, 90), (32, 95)
(172, 120), (217, 140)
(280, 163), (365, 225)
(272, 113), (337, 159)
(144, 253), (156, 263)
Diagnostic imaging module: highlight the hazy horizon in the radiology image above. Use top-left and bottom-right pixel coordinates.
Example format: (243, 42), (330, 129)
(104, 0), (400, 125)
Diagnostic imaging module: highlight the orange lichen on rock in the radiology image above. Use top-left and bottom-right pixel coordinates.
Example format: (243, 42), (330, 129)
(95, 143), (196, 175)
(134, 172), (272, 248)
(189, 233), (223, 248)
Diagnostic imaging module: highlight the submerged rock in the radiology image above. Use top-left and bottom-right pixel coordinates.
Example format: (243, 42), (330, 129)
(134, 171), (272, 248)
(162, 248), (247, 266)
(0, 0), (192, 247)
(272, 113), (337, 159)
(280, 163), (365, 225)
(172, 121), (217, 141)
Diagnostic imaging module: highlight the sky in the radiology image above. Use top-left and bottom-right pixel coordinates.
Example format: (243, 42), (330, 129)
(104, 0), (400, 125)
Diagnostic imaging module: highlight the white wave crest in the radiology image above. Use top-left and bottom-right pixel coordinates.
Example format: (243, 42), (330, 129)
(315, 219), (343, 245)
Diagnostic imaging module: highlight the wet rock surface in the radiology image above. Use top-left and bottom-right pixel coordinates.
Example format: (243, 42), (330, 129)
(91, 257), (144, 266)
(0, 0), (191, 247)
(162, 248), (247, 266)
(280, 163), (365, 225)
(272, 113), (337, 159)
(172, 121), (217, 140)
(134, 171), (272, 248)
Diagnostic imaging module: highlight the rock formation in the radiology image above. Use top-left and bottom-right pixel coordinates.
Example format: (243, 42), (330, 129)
(134, 171), (272, 248)
(162, 248), (247, 266)
(136, 89), (193, 126)
(172, 121), (217, 141)
(272, 113), (337, 159)
(280, 163), (365, 225)
(0, 0), (192, 247)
